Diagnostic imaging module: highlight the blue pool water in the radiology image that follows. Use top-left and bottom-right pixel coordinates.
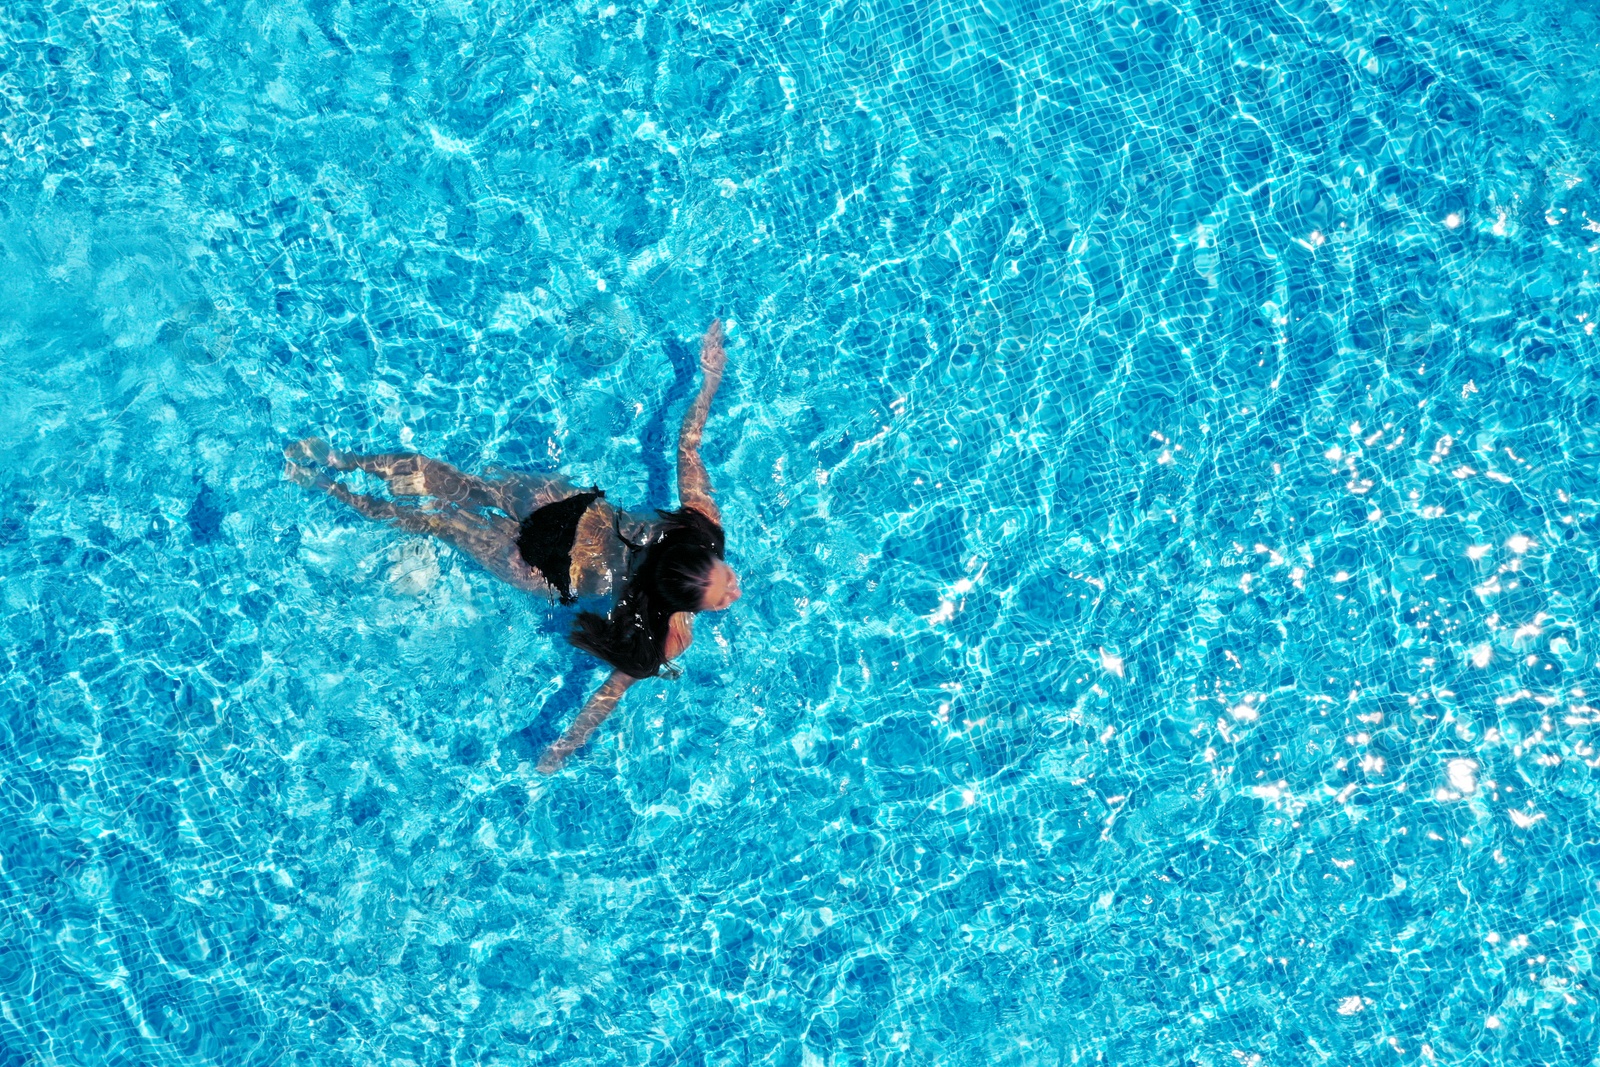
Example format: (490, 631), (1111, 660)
(4, 0), (1600, 1063)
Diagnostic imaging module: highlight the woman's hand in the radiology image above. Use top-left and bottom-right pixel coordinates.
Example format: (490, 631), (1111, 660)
(700, 319), (726, 378)
(538, 670), (637, 773)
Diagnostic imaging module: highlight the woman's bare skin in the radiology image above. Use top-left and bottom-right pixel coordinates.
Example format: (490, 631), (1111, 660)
(284, 320), (735, 772)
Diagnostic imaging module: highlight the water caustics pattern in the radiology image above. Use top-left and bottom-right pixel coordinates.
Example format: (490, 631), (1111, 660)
(3, 0), (1600, 1063)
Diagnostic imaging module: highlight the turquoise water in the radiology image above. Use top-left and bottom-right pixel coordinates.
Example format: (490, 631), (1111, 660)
(4, 0), (1600, 1062)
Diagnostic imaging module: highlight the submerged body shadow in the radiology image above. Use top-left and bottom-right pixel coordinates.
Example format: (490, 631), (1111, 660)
(639, 335), (699, 507)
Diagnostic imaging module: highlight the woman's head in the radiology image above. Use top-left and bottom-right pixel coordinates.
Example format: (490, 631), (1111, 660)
(700, 559), (741, 610)
(568, 507), (736, 676)
(656, 544), (742, 612)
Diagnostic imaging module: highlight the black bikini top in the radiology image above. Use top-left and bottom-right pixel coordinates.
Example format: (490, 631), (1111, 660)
(516, 490), (603, 604)
(518, 493), (719, 608)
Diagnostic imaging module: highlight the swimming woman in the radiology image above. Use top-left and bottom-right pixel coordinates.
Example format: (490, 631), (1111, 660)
(283, 320), (740, 773)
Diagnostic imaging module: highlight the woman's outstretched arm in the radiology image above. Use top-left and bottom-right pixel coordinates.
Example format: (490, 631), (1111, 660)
(677, 319), (726, 523)
(538, 671), (637, 773)
(537, 614), (692, 773)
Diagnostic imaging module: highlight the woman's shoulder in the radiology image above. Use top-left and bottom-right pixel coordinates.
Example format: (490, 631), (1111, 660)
(608, 504), (724, 564)
(678, 500), (721, 528)
(611, 507), (662, 549)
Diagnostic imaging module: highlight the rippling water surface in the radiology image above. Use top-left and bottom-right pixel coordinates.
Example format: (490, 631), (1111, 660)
(4, 0), (1600, 1063)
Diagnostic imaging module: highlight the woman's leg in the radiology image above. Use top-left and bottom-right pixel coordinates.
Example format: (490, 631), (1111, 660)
(285, 439), (575, 594)
(319, 482), (550, 594)
(481, 469), (575, 521)
(332, 448), (505, 510)
(287, 438), (570, 518)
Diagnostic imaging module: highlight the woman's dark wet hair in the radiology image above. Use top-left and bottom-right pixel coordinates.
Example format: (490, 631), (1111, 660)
(569, 507), (725, 678)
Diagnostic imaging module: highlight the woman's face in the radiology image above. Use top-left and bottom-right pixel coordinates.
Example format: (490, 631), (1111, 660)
(701, 560), (742, 611)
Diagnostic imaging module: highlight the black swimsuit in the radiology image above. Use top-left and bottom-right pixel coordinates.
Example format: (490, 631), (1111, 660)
(517, 490), (603, 604)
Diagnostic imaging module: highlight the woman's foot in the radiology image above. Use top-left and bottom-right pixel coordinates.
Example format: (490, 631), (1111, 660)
(283, 460), (335, 491)
(284, 437), (349, 469)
